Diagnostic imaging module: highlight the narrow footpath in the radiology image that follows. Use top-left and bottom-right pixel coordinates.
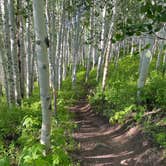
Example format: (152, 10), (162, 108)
(70, 100), (166, 166)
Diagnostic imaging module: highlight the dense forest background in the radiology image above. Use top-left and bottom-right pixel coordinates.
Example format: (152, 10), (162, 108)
(0, 0), (166, 165)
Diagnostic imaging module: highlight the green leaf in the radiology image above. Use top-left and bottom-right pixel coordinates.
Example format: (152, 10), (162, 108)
(158, 13), (166, 22)
(35, 159), (51, 166)
(52, 155), (60, 165)
(0, 157), (10, 166)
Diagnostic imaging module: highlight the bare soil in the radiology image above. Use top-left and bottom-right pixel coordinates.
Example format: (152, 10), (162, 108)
(70, 100), (166, 166)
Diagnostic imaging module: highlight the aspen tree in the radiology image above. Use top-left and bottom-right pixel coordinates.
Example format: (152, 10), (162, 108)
(46, 0), (57, 113)
(0, 3), (9, 103)
(156, 27), (166, 71)
(137, 37), (154, 102)
(57, 1), (64, 90)
(102, 0), (117, 91)
(72, 13), (80, 87)
(163, 50), (166, 77)
(17, 0), (26, 98)
(96, 3), (106, 81)
(86, 1), (94, 82)
(156, 41), (163, 71)
(25, 0), (33, 98)
(0, 48), (9, 103)
(63, 27), (69, 81)
(3, 0), (15, 105)
(33, 0), (52, 152)
(8, 0), (21, 105)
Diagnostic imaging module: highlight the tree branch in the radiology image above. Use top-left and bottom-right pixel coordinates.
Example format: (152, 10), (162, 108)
(153, 32), (166, 41)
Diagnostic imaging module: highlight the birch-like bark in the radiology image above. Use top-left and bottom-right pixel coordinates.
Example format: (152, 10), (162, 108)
(96, 4), (106, 81)
(137, 50), (152, 102)
(91, 1), (96, 69)
(114, 43), (120, 68)
(25, 1), (33, 98)
(17, 0), (26, 98)
(0, 48), (8, 101)
(102, 0), (117, 91)
(33, 0), (52, 152)
(138, 50), (152, 89)
(46, 0), (57, 88)
(156, 40), (163, 70)
(57, 2), (64, 90)
(19, 18), (26, 98)
(86, 3), (94, 81)
(68, 22), (75, 72)
(137, 37), (154, 96)
(139, 39), (142, 57)
(30, 42), (36, 93)
(130, 37), (134, 56)
(59, 21), (65, 89)
(72, 19), (77, 87)
(138, 38), (143, 73)
(162, 50), (166, 77)
(86, 44), (92, 82)
(81, 43), (86, 67)
(46, 0), (57, 113)
(63, 27), (69, 81)
(72, 14), (80, 87)
(3, 0), (15, 105)
(0, 3), (9, 103)
(156, 27), (166, 72)
(8, 0), (21, 104)
(122, 40), (126, 56)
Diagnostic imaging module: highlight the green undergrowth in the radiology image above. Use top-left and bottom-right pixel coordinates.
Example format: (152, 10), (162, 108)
(59, 70), (87, 105)
(0, 73), (87, 166)
(60, 69), (97, 105)
(89, 55), (166, 149)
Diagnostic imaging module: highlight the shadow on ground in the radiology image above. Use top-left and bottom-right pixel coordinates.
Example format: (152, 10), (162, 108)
(69, 100), (166, 166)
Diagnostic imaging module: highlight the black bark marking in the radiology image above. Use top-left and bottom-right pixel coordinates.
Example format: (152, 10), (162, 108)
(36, 40), (41, 45)
(43, 64), (47, 69)
(45, 37), (49, 48)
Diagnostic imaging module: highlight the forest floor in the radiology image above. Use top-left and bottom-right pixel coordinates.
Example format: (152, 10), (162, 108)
(70, 100), (166, 166)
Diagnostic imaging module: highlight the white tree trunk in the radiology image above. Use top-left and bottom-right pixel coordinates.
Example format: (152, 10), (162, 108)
(0, 49), (9, 102)
(8, 0), (21, 105)
(86, 5), (94, 81)
(56, 4), (64, 90)
(0, 3), (9, 103)
(72, 14), (80, 87)
(25, 1), (33, 98)
(63, 28), (69, 80)
(137, 50), (152, 101)
(96, 4), (106, 81)
(86, 44), (92, 82)
(163, 50), (166, 76)
(33, 0), (52, 152)
(156, 41), (163, 70)
(114, 43), (120, 68)
(130, 37), (134, 56)
(102, 0), (117, 91)
(3, 0), (15, 106)
(46, 0), (57, 113)
(137, 37), (154, 98)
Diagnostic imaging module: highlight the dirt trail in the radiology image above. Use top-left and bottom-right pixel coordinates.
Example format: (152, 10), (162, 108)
(70, 101), (166, 166)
